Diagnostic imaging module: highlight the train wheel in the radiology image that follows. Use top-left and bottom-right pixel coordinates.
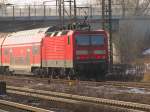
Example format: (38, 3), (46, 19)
(41, 68), (48, 78)
(4, 68), (10, 75)
(33, 68), (40, 76)
(51, 68), (57, 79)
(68, 69), (78, 79)
(9, 71), (14, 76)
(95, 70), (106, 81)
(60, 68), (66, 79)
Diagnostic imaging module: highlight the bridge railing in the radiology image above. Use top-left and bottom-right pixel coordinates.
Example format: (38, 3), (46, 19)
(0, 5), (58, 17)
(0, 5), (124, 18)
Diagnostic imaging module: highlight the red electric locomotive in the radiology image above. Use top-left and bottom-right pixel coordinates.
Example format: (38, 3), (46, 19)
(0, 27), (108, 80)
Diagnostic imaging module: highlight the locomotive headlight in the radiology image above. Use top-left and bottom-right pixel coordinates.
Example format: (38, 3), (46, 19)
(94, 50), (106, 54)
(76, 50), (88, 55)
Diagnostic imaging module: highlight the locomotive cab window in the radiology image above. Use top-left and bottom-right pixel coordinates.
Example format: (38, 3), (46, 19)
(76, 35), (105, 46)
(76, 35), (90, 46)
(91, 35), (105, 45)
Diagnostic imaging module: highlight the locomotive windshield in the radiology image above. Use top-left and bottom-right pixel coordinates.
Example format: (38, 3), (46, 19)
(76, 35), (90, 45)
(76, 35), (105, 46)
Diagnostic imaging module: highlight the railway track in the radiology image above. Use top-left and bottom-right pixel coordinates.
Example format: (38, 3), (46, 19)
(0, 99), (52, 112)
(105, 81), (150, 88)
(6, 86), (150, 112)
(1, 75), (150, 89)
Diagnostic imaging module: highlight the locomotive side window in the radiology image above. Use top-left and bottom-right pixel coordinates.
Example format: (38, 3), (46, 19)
(68, 36), (70, 45)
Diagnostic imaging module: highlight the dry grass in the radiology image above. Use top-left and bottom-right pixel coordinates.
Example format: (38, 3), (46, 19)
(143, 72), (150, 82)
(1, 75), (150, 106)
(108, 93), (150, 105)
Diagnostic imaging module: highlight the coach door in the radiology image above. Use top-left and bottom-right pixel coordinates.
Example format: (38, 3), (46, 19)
(10, 49), (13, 65)
(0, 49), (2, 66)
(26, 49), (30, 65)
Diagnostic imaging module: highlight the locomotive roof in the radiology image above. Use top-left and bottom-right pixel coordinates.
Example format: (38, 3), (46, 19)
(5, 27), (105, 39)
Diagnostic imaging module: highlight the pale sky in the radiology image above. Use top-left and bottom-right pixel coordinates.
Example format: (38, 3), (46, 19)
(6, 0), (90, 5)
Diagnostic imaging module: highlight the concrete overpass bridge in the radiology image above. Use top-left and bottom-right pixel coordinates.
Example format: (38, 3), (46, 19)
(0, 16), (119, 32)
(0, 4), (120, 32)
(0, 4), (150, 33)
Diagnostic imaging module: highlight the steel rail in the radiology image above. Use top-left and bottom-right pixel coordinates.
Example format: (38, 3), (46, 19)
(7, 86), (150, 111)
(7, 90), (81, 104)
(0, 99), (53, 112)
(4, 91), (145, 112)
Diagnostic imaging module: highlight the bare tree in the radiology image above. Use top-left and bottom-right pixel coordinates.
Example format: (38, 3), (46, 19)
(116, 19), (150, 63)
(93, 0), (150, 16)
(118, 0), (150, 16)
(143, 29), (150, 48)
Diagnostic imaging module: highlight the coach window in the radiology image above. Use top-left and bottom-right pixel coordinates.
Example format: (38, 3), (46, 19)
(4, 48), (9, 55)
(32, 46), (39, 55)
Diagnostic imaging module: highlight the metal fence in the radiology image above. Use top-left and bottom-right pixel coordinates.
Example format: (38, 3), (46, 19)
(106, 64), (146, 81)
